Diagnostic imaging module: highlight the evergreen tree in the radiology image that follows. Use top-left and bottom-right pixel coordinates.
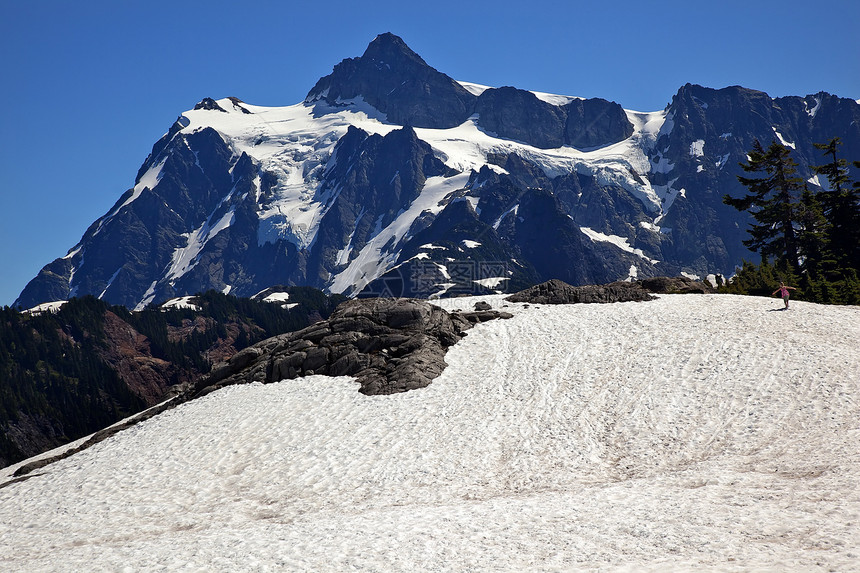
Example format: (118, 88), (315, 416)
(796, 186), (830, 279)
(813, 138), (860, 270)
(724, 140), (804, 273)
(719, 258), (799, 298)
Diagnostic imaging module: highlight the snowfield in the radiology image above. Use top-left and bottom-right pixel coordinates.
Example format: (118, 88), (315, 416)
(2, 294), (859, 572)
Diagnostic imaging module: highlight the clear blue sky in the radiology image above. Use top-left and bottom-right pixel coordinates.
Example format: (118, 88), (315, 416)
(2, 0), (858, 306)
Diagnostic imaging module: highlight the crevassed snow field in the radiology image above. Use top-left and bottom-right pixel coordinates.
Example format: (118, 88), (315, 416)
(2, 294), (859, 572)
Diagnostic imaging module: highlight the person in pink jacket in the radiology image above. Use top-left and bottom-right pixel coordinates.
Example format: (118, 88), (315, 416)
(772, 282), (797, 309)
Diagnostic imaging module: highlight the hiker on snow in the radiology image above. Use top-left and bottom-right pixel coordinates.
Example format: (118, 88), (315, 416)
(772, 282), (797, 309)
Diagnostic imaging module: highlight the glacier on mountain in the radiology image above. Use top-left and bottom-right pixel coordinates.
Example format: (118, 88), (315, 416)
(134, 93), (674, 300)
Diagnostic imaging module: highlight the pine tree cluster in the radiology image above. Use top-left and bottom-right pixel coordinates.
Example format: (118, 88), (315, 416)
(722, 137), (860, 305)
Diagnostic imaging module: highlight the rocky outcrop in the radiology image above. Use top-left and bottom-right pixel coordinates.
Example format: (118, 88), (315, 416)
(193, 98), (226, 112)
(506, 278), (656, 305)
(563, 97), (635, 149)
(506, 276), (714, 304)
(195, 298), (512, 396)
(638, 276), (714, 294)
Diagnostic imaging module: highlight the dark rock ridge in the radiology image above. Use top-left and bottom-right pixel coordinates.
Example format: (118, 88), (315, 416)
(308, 34), (633, 149)
(195, 298), (513, 396)
(638, 275), (715, 294)
(474, 87), (633, 149)
(506, 276), (713, 304)
(193, 97), (226, 112)
(306, 32), (476, 129)
(506, 278), (656, 304)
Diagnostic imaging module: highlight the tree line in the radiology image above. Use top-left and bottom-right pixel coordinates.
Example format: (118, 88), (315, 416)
(721, 137), (860, 305)
(0, 288), (347, 467)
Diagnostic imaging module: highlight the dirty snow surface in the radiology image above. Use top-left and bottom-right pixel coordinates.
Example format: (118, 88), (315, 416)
(2, 294), (859, 572)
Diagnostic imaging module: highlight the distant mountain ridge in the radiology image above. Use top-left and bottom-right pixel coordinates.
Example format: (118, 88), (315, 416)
(15, 33), (860, 309)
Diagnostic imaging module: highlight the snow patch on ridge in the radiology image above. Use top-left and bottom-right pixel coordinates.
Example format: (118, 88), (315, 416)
(580, 227), (659, 264)
(773, 129), (796, 149)
(62, 245), (82, 261)
(329, 172), (471, 296)
(806, 96), (822, 118)
(97, 267), (122, 300)
(473, 276), (508, 289)
(531, 91), (583, 106)
(161, 296), (201, 311)
(135, 281), (158, 311)
(261, 292), (298, 309)
(689, 139), (705, 157)
(93, 156), (169, 238)
(165, 208), (236, 284)
(24, 301), (67, 315)
(456, 81), (491, 96)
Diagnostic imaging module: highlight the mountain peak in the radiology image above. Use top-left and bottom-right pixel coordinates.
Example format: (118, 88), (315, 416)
(306, 33), (475, 129)
(362, 32), (425, 66)
(193, 97), (226, 112)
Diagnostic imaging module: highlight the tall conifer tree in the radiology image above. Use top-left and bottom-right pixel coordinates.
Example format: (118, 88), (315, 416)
(813, 138), (860, 270)
(724, 140), (804, 273)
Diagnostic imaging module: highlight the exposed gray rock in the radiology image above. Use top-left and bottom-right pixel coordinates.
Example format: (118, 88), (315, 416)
(474, 87), (567, 148)
(505, 276), (714, 305)
(193, 98), (227, 112)
(638, 276), (714, 294)
(194, 298), (512, 396)
(563, 98), (634, 149)
(506, 278), (655, 304)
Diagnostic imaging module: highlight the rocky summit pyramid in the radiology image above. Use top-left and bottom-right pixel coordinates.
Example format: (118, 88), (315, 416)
(15, 33), (860, 309)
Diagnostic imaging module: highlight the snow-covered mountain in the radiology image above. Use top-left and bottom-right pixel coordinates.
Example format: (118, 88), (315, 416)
(14, 33), (860, 309)
(2, 294), (859, 571)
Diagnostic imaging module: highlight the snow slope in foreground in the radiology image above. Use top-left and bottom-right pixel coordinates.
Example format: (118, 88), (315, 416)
(2, 295), (859, 572)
